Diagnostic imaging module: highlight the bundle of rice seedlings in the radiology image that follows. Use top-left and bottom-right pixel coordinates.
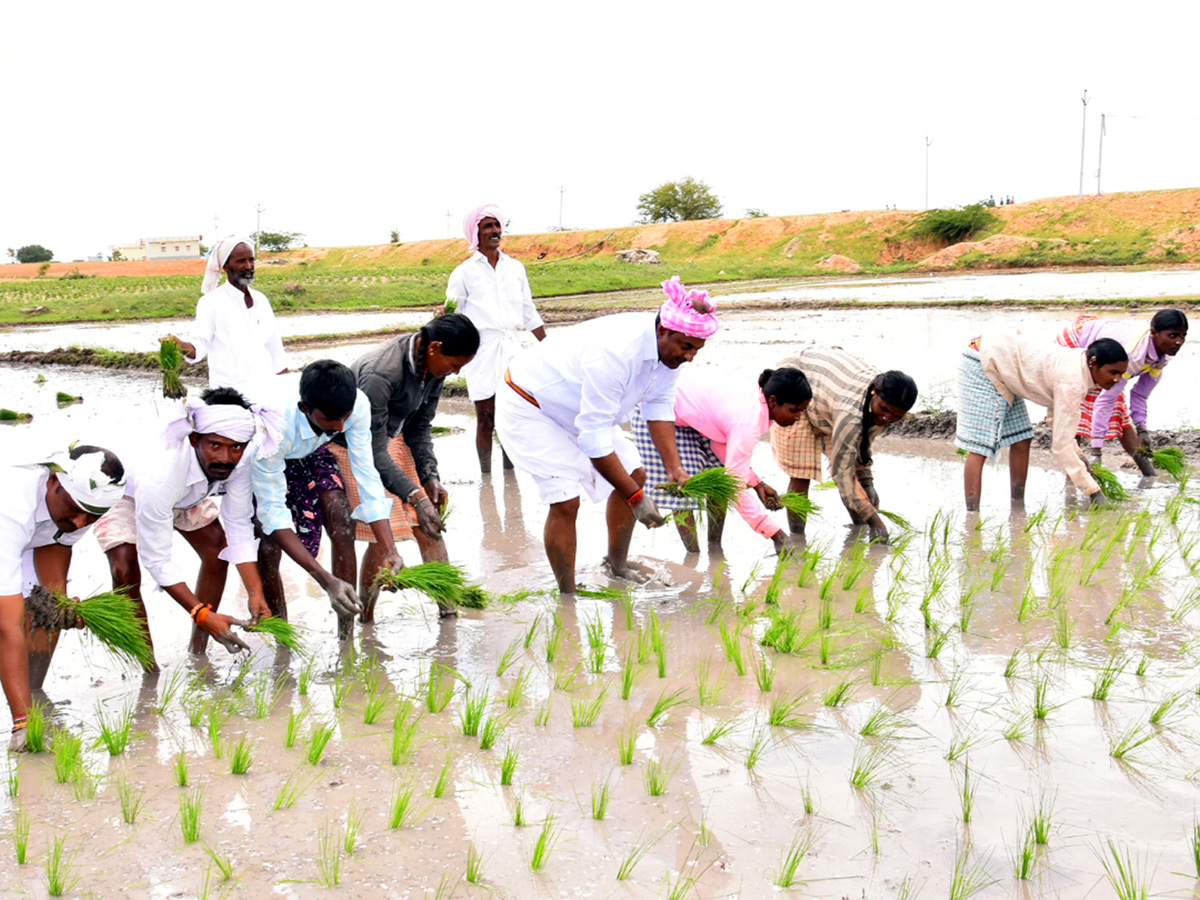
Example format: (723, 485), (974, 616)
(576, 585), (627, 600)
(779, 493), (820, 519)
(1090, 463), (1126, 502)
(377, 561), (467, 606)
(246, 616), (302, 652)
(0, 409), (33, 422)
(26, 585), (153, 670)
(443, 299), (459, 316)
(657, 467), (743, 511)
(55, 392), (82, 405)
(877, 510), (914, 531)
(456, 586), (491, 609)
(1151, 447), (1187, 480)
(159, 339), (186, 399)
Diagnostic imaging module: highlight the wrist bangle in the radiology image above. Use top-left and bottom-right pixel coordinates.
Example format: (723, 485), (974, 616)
(11, 715), (27, 732)
(626, 488), (645, 505)
(190, 604), (212, 624)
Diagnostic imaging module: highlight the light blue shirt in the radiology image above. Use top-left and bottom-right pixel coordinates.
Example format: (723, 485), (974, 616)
(251, 391), (391, 535)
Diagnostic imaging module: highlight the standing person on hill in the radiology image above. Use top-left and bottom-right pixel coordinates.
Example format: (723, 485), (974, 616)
(252, 360), (403, 636)
(1055, 309), (1187, 475)
(770, 348), (918, 544)
(161, 236), (289, 403)
(956, 332), (1128, 509)
(446, 204), (547, 473)
(329, 315), (480, 619)
(0, 445), (126, 749)
(496, 275), (718, 593)
(633, 366), (811, 556)
(94, 388), (280, 660)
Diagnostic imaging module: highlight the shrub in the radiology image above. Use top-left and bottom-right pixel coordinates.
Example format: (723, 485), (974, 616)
(913, 204), (998, 244)
(282, 282), (306, 295)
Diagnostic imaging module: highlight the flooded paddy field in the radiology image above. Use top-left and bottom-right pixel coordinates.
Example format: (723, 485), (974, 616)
(3, 303), (1200, 897)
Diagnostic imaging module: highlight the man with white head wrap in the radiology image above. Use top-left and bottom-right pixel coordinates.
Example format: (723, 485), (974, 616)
(446, 204), (547, 473)
(160, 237), (289, 403)
(0, 444), (126, 749)
(93, 387), (281, 659)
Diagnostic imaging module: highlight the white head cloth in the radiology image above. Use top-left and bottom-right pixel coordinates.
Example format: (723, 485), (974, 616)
(162, 397), (284, 460)
(40, 449), (127, 515)
(201, 236), (254, 295)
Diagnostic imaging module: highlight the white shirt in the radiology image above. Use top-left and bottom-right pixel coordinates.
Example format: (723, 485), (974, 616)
(126, 442), (258, 588)
(505, 312), (678, 457)
(0, 467), (89, 595)
(446, 252), (544, 334)
(187, 282), (288, 402)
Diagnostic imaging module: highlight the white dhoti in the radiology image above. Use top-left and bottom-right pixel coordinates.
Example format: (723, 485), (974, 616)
(496, 383), (642, 505)
(463, 329), (523, 402)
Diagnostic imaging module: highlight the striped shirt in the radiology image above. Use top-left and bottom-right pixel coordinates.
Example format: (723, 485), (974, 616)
(780, 348), (885, 521)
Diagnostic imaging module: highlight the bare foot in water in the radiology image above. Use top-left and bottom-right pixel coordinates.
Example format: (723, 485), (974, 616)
(601, 556), (654, 583)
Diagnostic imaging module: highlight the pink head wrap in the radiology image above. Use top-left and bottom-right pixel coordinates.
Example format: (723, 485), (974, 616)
(463, 204), (504, 252)
(658, 275), (720, 339)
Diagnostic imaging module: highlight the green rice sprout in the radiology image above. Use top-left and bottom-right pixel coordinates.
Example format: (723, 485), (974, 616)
(44, 833), (80, 896)
(204, 843), (235, 881)
(424, 663), (457, 713)
(51, 726), (82, 784)
(773, 830), (817, 888)
(511, 793), (528, 827)
(545, 613), (564, 663)
(590, 778), (612, 820)
(571, 686), (609, 727)
(159, 338), (186, 399)
(506, 667), (531, 708)
(179, 788), (203, 844)
(1032, 670), (1053, 720)
(530, 813), (561, 871)
(272, 769), (313, 810)
(495, 638), (521, 677)
(1012, 831), (1037, 880)
(13, 808), (29, 864)
(297, 656), (315, 695)
(646, 687), (688, 728)
(23, 702), (47, 753)
(779, 492), (820, 520)
(376, 560), (470, 608)
(443, 298), (459, 315)
(877, 509), (913, 531)
(753, 653), (775, 693)
(1110, 720), (1156, 761)
(71, 764), (98, 801)
(205, 702), (233, 758)
(457, 585), (491, 609)
(822, 677), (856, 707)
(701, 716), (737, 747)
(342, 801), (364, 857)
(116, 776), (144, 825)
(433, 751), (453, 797)
(390, 705), (420, 765)
(745, 727), (769, 770)
(1096, 838), (1149, 900)
(5, 760), (18, 799)
(575, 584), (625, 599)
(959, 763), (977, 823)
(848, 742), (891, 789)
(1149, 690), (1186, 728)
(1029, 794), (1053, 845)
(465, 842), (485, 885)
(858, 705), (909, 740)
(52, 588), (154, 670)
(1151, 446), (1187, 479)
(251, 671), (285, 719)
(388, 779), (430, 829)
(619, 648), (640, 701)
(948, 841), (995, 900)
(92, 703), (134, 755)
(1136, 653), (1151, 677)
(283, 707), (306, 749)
(174, 750), (189, 787)
(315, 820), (343, 887)
(616, 833), (657, 880)
(459, 685), (488, 737)
(244, 615), (302, 652)
(1190, 819), (1200, 879)
(229, 736), (253, 775)
(643, 756), (676, 796)
(306, 720), (336, 765)
(718, 619), (747, 675)
(54, 391), (81, 405)
(801, 780), (817, 816)
(152, 667), (186, 715)
(657, 467), (743, 511)
(695, 659), (724, 705)
(1091, 462), (1126, 501)
(534, 701), (552, 727)
(0, 409), (33, 422)
(617, 725), (636, 765)
(768, 692), (808, 729)
(363, 688), (390, 725)
(1003, 649), (1020, 679)
(479, 714), (505, 750)
(500, 744), (519, 785)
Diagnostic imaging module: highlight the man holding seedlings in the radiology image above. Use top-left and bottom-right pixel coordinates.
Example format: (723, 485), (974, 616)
(1055, 309), (1188, 476)
(94, 387), (280, 660)
(0, 445), (126, 749)
(446, 204), (547, 473)
(956, 333), (1128, 509)
(496, 275), (718, 593)
(253, 360), (403, 635)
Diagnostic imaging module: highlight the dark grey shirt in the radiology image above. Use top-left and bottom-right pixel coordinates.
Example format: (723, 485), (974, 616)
(344, 333), (445, 501)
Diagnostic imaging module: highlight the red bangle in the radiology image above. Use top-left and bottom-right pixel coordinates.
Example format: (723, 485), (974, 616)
(626, 488), (645, 505)
(190, 604), (212, 623)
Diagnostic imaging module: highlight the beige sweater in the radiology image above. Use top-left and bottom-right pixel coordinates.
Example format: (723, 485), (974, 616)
(979, 331), (1100, 496)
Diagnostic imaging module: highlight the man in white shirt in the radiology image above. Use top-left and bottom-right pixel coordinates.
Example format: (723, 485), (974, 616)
(1, 445), (126, 748)
(447, 204), (546, 473)
(162, 236), (289, 402)
(94, 388), (279, 660)
(496, 276), (720, 593)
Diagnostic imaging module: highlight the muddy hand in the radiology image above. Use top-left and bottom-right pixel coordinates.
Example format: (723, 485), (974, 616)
(323, 577), (362, 617)
(866, 514), (890, 544)
(378, 551), (404, 592)
(413, 495), (445, 539)
(1136, 426), (1152, 450)
(631, 494), (665, 528)
(755, 481), (782, 511)
(205, 612), (251, 653)
(860, 477), (880, 510)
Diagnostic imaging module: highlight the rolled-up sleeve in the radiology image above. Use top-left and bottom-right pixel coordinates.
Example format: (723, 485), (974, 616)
(639, 371), (676, 424)
(133, 478), (187, 587)
(251, 452), (292, 536)
(576, 348), (630, 458)
(218, 464), (258, 565)
(344, 392), (392, 523)
(446, 266), (468, 303)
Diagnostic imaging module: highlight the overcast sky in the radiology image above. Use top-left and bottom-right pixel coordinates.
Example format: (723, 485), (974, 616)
(4, 1), (1198, 262)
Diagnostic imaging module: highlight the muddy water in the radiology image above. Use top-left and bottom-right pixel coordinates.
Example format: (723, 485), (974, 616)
(2, 310), (1200, 897)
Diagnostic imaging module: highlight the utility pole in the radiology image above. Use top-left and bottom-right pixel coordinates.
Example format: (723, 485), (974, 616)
(1078, 89), (1089, 199)
(254, 204), (265, 254)
(1096, 113), (1106, 197)
(558, 186), (566, 230)
(446, 210), (453, 238)
(924, 136), (932, 210)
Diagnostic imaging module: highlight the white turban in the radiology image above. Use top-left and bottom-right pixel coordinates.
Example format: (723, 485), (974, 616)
(39, 449), (127, 515)
(162, 397), (284, 460)
(201, 236), (254, 295)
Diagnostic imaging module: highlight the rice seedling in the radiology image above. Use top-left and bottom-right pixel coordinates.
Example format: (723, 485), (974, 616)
(205, 702), (233, 758)
(158, 337), (186, 398)
(571, 686), (609, 727)
(948, 841), (995, 900)
(51, 727), (82, 784)
(753, 653), (776, 693)
(1029, 794), (1053, 844)
(859, 705), (909, 740)
(1002, 714), (1030, 743)
(330, 667), (355, 710)
(745, 727), (769, 770)
(493, 742), (519, 786)
(545, 613), (564, 664)
(958, 763), (976, 823)
(1136, 653), (1151, 677)
(530, 813), (561, 871)
(0, 409), (32, 422)
(773, 829), (817, 888)
(277, 706), (304, 749)
(1110, 720), (1156, 761)
(179, 788), (203, 844)
(797, 543), (824, 587)
(590, 778), (612, 820)
(494, 638), (522, 678)
(296, 656), (315, 695)
(1153, 446), (1187, 479)
(1052, 603), (1073, 649)
(459, 685), (488, 737)
(457, 585), (491, 609)
(769, 692), (808, 729)
(306, 720), (336, 765)
(523, 612), (544, 649)
(701, 715), (737, 746)
(32, 587), (155, 670)
(1090, 461), (1127, 502)
(479, 714), (505, 750)
(230, 736), (253, 775)
(244, 615), (302, 652)
(617, 725), (636, 765)
(643, 756), (676, 796)
(1032, 670), (1053, 720)
(848, 742), (891, 790)
(651, 627), (668, 679)
(534, 701), (552, 727)
(89, 702), (133, 756)
(842, 540), (870, 590)
(433, 752), (453, 798)
(646, 687), (688, 727)
(616, 833), (657, 880)
(1096, 838), (1149, 900)
(878, 509), (913, 531)
(823, 677), (856, 707)
(658, 467), (742, 511)
(693, 659), (722, 706)
(761, 609), (804, 654)
(801, 780), (817, 815)
(779, 492), (820, 520)
(464, 842), (485, 885)
(204, 844), (235, 882)
(924, 626), (951, 660)
(511, 793), (528, 827)
(13, 807), (29, 864)
(717, 618), (747, 675)
(1149, 690), (1186, 728)
(423, 663), (456, 713)
(315, 820), (343, 887)
(71, 765), (98, 801)
(553, 662), (583, 692)
(945, 729), (982, 762)
(389, 707), (420, 765)
(818, 571), (839, 604)
(1003, 649), (1020, 679)
(272, 768), (313, 810)
(44, 833), (80, 897)
(375, 560), (468, 607)
(763, 554), (792, 606)
(1012, 830), (1037, 880)
(361, 687), (390, 725)
(174, 750), (189, 787)
(388, 779), (429, 829)
(115, 776), (144, 825)
(575, 584), (626, 599)
(1190, 819), (1200, 879)
(152, 667), (186, 715)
